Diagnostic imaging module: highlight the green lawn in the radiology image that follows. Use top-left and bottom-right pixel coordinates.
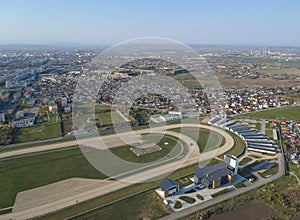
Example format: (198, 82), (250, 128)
(95, 111), (124, 127)
(75, 103), (111, 113)
(12, 116), (62, 143)
(218, 132), (245, 159)
(239, 157), (253, 166)
(63, 108), (125, 135)
(196, 194), (204, 200)
(0, 147), (107, 209)
(179, 196), (196, 204)
(281, 93), (300, 101)
(111, 135), (179, 163)
(265, 128), (274, 139)
(62, 119), (73, 135)
(86, 191), (171, 220)
(234, 182), (246, 188)
(258, 163), (279, 178)
(168, 127), (225, 153)
(211, 188), (230, 198)
(241, 106), (300, 121)
(257, 67), (300, 76)
(174, 201), (183, 209)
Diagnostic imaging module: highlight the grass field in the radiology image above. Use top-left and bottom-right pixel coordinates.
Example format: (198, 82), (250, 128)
(217, 132), (245, 158)
(0, 147), (107, 209)
(12, 115), (62, 143)
(0, 133), (181, 210)
(281, 92), (300, 101)
(241, 106), (300, 121)
(168, 127), (225, 153)
(211, 188), (230, 198)
(111, 135), (178, 163)
(239, 157), (253, 166)
(62, 119), (73, 135)
(63, 104), (124, 134)
(258, 163), (279, 178)
(257, 68), (300, 76)
(95, 111), (124, 127)
(86, 191), (171, 220)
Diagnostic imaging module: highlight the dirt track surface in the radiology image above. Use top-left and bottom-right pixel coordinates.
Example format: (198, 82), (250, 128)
(0, 123), (234, 220)
(12, 178), (116, 212)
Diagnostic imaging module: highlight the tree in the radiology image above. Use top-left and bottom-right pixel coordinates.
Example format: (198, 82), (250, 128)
(129, 108), (151, 125)
(0, 124), (14, 145)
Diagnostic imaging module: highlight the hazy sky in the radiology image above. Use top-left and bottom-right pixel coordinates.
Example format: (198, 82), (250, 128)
(1, 0), (300, 46)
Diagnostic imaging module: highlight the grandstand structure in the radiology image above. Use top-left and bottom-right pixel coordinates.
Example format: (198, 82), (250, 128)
(209, 116), (280, 155)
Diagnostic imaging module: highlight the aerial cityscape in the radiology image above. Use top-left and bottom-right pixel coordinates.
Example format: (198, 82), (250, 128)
(0, 1), (300, 220)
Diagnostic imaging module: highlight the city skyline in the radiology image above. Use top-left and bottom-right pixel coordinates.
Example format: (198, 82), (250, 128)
(1, 0), (300, 46)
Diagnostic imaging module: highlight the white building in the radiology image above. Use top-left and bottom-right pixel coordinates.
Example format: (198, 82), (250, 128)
(160, 112), (182, 122)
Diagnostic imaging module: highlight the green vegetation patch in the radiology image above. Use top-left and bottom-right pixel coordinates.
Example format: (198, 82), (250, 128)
(239, 157), (253, 166)
(258, 163), (279, 178)
(0, 147), (106, 209)
(83, 191), (171, 220)
(234, 182), (246, 188)
(111, 135), (179, 163)
(196, 194), (204, 200)
(211, 188), (230, 198)
(174, 201), (183, 209)
(241, 106), (300, 121)
(218, 131), (245, 159)
(179, 196), (196, 204)
(169, 127), (225, 153)
(12, 115), (61, 143)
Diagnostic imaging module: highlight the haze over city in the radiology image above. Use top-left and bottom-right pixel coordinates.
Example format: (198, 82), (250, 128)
(1, 0), (300, 46)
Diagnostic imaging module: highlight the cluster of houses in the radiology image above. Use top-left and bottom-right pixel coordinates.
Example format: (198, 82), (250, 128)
(271, 120), (300, 164)
(209, 117), (280, 155)
(222, 89), (292, 115)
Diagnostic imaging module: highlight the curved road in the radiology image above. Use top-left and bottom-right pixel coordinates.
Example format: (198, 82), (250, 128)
(0, 123), (234, 220)
(159, 153), (284, 220)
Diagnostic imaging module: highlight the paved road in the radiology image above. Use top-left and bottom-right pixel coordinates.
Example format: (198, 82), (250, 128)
(159, 153), (284, 220)
(261, 119), (266, 134)
(0, 123), (234, 220)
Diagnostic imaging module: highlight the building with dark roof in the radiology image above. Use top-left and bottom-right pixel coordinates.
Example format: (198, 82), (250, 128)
(194, 155), (238, 189)
(159, 178), (179, 198)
